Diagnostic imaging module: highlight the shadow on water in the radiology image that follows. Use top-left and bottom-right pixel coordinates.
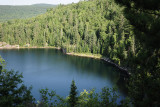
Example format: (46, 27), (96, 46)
(63, 53), (128, 95)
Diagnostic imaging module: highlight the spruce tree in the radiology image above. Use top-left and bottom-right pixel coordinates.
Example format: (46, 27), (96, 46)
(68, 80), (78, 107)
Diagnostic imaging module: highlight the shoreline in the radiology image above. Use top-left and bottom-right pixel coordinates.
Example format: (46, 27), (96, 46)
(66, 52), (102, 59)
(66, 52), (130, 76)
(0, 46), (130, 75)
(0, 46), (61, 50)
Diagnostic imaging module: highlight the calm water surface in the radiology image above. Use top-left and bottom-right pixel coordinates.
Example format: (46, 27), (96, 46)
(0, 49), (127, 102)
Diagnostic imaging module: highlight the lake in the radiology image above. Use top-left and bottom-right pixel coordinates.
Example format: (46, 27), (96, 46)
(0, 48), (127, 102)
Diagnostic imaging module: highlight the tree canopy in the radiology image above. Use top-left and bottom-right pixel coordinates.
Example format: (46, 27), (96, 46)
(115, 0), (160, 106)
(0, 0), (137, 68)
(0, 0), (160, 106)
(0, 4), (56, 22)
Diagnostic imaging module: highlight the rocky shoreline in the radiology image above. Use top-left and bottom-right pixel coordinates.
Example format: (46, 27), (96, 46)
(101, 57), (130, 76)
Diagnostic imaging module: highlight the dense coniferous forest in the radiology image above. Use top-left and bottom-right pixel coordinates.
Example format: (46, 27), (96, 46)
(0, 0), (136, 68)
(115, 0), (160, 106)
(0, 0), (160, 106)
(0, 4), (56, 22)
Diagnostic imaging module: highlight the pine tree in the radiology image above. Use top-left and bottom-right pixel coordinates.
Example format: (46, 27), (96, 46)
(68, 80), (78, 107)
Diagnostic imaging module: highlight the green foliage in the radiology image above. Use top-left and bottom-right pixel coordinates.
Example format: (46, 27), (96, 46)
(0, 56), (6, 68)
(100, 87), (118, 107)
(0, 0), (137, 68)
(39, 87), (128, 107)
(115, 0), (160, 106)
(1, 0), (160, 106)
(115, 0), (160, 49)
(39, 88), (67, 107)
(0, 4), (56, 22)
(0, 57), (35, 107)
(119, 97), (131, 107)
(68, 80), (78, 107)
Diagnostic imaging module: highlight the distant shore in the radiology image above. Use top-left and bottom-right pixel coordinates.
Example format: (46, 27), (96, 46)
(66, 52), (102, 59)
(0, 42), (61, 50)
(0, 44), (129, 75)
(0, 46), (61, 50)
(0, 44), (101, 59)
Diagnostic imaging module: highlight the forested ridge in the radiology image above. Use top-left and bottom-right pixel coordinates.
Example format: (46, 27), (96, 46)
(0, 0), (160, 106)
(0, 0), (137, 68)
(0, 4), (56, 22)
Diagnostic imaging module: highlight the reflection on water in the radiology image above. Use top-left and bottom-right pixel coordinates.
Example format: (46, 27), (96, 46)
(0, 49), (127, 101)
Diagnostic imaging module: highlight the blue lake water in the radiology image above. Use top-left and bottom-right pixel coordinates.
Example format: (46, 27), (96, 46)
(0, 48), (127, 102)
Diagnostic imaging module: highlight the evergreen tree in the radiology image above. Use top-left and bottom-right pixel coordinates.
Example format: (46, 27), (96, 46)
(68, 80), (78, 107)
(115, 0), (160, 106)
(114, 0), (160, 49)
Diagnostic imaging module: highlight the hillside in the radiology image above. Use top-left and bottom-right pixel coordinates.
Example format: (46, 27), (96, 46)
(0, 0), (159, 106)
(0, 0), (136, 68)
(0, 4), (56, 22)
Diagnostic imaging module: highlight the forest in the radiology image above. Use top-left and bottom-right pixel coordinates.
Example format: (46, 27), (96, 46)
(0, 0), (136, 68)
(0, 0), (160, 106)
(0, 4), (56, 22)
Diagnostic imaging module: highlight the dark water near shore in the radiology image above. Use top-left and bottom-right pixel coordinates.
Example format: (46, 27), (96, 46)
(0, 49), (127, 102)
